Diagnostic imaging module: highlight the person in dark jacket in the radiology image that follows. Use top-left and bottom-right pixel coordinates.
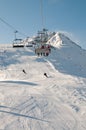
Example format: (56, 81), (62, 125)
(44, 73), (48, 77)
(22, 69), (27, 74)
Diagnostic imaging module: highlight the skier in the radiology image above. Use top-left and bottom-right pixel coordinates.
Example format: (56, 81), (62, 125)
(44, 73), (48, 78)
(22, 69), (26, 74)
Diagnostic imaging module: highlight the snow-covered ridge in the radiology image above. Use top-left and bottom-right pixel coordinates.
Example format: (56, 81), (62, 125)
(48, 32), (82, 49)
(46, 32), (86, 77)
(48, 32), (62, 48)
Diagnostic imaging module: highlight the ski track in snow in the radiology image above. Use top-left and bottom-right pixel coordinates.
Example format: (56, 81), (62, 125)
(0, 46), (86, 130)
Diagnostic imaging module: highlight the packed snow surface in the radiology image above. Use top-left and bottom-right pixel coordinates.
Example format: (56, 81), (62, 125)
(0, 33), (86, 130)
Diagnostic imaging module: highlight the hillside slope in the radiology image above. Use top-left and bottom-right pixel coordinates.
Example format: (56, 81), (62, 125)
(47, 32), (86, 77)
(0, 36), (86, 130)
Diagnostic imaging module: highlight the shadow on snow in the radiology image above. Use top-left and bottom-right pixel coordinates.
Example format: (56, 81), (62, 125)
(0, 80), (38, 86)
(0, 109), (49, 123)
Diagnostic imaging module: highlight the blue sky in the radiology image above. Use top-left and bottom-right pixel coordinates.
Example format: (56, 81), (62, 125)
(0, 0), (86, 49)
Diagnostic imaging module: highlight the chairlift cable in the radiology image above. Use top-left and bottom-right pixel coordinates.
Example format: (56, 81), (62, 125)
(0, 17), (28, 37)
(0, 17), (16, 31)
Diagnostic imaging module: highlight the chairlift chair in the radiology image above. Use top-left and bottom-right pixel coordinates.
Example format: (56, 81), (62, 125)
(13, 39), (24, 48)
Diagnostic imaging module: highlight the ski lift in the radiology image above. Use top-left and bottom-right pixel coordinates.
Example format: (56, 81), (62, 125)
(35, 44), (51, 56)
(13, 30), (24, 48)
(37, 28), (48, 44)
(13, 38), (24, 48)
(34, 28), (51, 56)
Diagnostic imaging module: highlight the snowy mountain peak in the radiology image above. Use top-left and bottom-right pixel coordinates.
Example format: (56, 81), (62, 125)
(46, 32), (86, 78)
(48, 32), (62, 48)
(48, 32), (81, 50)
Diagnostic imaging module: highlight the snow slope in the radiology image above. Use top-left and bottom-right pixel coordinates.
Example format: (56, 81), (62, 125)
(48, 32), (86, 77)
(0, 33), (86, 130)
